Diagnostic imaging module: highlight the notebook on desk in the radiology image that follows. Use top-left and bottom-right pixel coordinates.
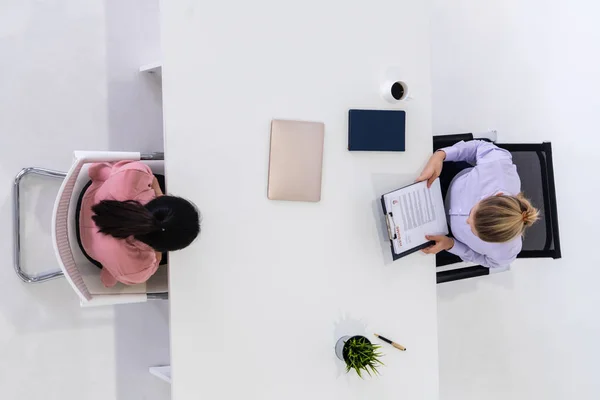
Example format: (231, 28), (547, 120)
(348, 109), (406, 151)
(381, 179), (449, 260)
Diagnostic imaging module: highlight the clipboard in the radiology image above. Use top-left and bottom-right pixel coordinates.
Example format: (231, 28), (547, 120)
(380, 181), (444, 261)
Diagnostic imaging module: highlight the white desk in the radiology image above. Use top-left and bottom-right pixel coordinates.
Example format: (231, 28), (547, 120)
(161, 1), (438, 399)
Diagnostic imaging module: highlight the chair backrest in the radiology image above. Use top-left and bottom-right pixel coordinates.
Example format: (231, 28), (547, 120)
(496, 143), (561, 259)
(51, 151), (164, 305)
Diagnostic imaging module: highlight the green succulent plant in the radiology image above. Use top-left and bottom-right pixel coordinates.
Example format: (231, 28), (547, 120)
(343, 336), (384, 378)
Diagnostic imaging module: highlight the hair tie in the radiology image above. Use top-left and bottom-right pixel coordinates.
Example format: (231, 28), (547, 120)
(522, 211), (528, 223)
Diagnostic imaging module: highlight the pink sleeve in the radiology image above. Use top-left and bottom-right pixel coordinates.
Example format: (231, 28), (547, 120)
(110, 160), (153, 176)
(100, 245), (160, 287)
(101, 267), (118, 288)
(116, 264), (160, 285)
(88, 163), (113, 182)
(106, 161), (156, 203)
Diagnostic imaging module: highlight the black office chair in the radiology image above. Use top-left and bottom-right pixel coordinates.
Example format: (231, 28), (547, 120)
(433, 133), (561, 284)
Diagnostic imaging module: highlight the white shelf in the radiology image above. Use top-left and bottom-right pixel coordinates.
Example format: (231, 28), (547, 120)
(149, 365), (171, 384)
(139, 61), (162, 78)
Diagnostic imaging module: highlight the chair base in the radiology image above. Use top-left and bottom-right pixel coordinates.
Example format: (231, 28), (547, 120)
(13, 167), (67, 283)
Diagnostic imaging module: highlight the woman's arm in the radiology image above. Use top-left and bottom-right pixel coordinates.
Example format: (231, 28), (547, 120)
(152, 177), (164, 197)
(441, 140), (512, 165)
(100, 267), (118, 287)
(448, 239), (514, 269)
(416, 150), (447, 187)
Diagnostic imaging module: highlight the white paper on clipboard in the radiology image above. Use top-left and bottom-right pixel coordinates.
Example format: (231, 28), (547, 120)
(383, 179), (449, 255)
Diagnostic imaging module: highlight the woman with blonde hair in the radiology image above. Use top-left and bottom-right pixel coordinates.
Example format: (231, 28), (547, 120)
(417, 140), (539, 269)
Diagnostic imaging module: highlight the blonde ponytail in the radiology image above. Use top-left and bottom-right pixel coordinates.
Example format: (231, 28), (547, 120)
(517, 193), (540, 227)
(473, 193), (540, 243)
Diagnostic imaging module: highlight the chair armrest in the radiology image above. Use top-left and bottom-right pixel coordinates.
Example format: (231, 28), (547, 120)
(433, 133), (474, 151)
(437, 265), (490, 284)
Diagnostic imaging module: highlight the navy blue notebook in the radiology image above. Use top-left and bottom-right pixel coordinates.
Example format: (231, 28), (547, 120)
(348, 109), (406, 151)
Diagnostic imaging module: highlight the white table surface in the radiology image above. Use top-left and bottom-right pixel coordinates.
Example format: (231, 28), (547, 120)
(160, 1), (438, 399)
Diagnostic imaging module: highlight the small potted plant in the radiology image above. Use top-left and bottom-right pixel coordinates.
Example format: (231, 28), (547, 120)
(335, 335), (384, 378)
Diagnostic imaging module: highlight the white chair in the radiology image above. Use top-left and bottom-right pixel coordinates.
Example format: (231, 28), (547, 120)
(13, 151), (168, 307)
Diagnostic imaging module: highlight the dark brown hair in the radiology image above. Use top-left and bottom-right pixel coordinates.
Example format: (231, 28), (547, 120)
(92, 196), (200, 252)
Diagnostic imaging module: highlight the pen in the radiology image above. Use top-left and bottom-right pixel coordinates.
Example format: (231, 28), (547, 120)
(374, 333), (406, 351)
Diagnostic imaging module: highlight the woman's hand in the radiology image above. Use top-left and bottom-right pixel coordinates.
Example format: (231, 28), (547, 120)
(152, 177), (164, 197)
(422, 235), (454, 255)
(416, 150), (446, 188)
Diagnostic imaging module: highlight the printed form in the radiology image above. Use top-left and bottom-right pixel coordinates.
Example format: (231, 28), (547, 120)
(383, 179), (449, 255)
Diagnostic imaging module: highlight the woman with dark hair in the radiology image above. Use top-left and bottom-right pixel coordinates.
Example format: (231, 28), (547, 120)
(79, 161), (200, 287)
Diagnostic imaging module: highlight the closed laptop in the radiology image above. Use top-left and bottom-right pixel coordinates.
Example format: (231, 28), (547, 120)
(268, 119), (325, 202)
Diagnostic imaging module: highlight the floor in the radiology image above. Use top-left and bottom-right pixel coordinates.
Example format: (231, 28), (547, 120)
(0, 1), (170, 399)
(432, 0), (600, 398)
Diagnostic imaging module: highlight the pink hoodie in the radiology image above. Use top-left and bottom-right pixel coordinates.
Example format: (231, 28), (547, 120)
(79, 161), (159, 287)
